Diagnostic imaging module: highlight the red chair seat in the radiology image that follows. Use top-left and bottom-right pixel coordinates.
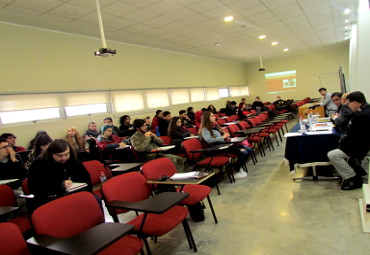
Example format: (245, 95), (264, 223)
(9, 216), (32, 234)
(197, 156), (229, 167)
(128, 205), (188, 236)
(178, 185), (210, 204)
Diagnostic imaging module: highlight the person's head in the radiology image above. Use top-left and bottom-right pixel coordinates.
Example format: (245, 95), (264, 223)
(88, 122), (97, 131)
(179, 110), (187, 118)
(241, 98), (246, 103)
(255, 96), (261, 102)
(168, 117), (182, 136)
(230, 101), (237, 108)
(101, 125), (113, 138)
(330, 92), (343, 107)
(0, 133), (17, 147)
(207, 105), (215, 110)
(43, 139), (75, 164)
(66, 126), (77, 137)
(119, 115), (131, 126)
(144, 116), (150, 125)
(341, 93), (349, 105)
(133, 119), (147, 133)
(103, 117), (113, 126)
(0, 138), (10, 159)
(346, 91), (367, 112)
(33, 133), (53, 157)
(276, 96), (281, 100)
(318, 88), (327, 96)
(155, 110), (163, 118)
(163, 111), (172, 121)
(187, 107), (194, 113)
(201, 111), (215, 129)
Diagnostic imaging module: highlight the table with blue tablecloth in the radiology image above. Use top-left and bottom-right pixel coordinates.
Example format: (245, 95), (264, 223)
(284, 122), (340, 174)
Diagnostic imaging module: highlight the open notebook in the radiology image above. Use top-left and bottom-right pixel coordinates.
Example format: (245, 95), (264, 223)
(66, 182), (87, 193)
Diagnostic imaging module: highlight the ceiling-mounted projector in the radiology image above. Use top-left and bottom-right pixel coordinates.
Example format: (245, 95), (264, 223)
(258, 67), (266, 71)
(94, 48), (116, 57)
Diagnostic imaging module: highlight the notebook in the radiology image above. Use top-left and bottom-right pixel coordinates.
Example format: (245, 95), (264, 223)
(66, 182), (87, 193)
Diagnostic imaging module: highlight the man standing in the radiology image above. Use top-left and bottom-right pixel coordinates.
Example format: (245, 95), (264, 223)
(316, 88), (337, 116)
(330, 92), (353, 137)
(131, 119), (184, 172)
(328, 91), (370, 190)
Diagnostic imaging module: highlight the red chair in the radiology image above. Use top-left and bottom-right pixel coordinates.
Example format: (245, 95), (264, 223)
(101, 172), (197, 254)
(0, 185), (32, 236)
(182, 138), (234, 183)
(187, 127), (198, 135)
(0, 223), (30, 255)
(83, 160), (110, 198)
(227, 124), (256, 165)
(248, 117), (274, 151)
(31, 192), (143, 255)
(140, 158), (218, 223)
(217, 118), (227, 125)
(159, 136), (172, 145)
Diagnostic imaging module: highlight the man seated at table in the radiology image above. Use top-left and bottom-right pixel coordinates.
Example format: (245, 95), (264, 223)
(328, 91), (370, 190)
(0, 138), (27, 189)
(330, 92), (353, 137)
(131, 119), (184, 172)
(315, 88), (337, 117)
(0, 133), (26, 152)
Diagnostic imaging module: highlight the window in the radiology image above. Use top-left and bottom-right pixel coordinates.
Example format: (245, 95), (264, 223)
(170, 89), (190, 105)
(112, 91), (145, 112)
(65, 104), (107, 117)
(0, 108), (60, 124)
(230, 87), (241, 97)
(190, 88), (205, 102)
(205, 88), (220, 101)
(219, 88), (230, 98)
(145, 90), (170, 109)
(240, 86), (250, 96)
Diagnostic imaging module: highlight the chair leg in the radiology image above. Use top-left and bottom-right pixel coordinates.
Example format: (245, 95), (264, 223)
(182, 219), (197, 252)
(206, 196), (218, 224)
(143, 238), (152, 255)
(215, 182), (221, 195)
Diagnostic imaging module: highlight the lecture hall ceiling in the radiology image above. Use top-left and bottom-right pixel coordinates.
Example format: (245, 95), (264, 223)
(0, 0), (358, 63)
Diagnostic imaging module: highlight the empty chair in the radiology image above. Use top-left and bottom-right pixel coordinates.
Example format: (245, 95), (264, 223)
(83, 160), (111, 198)
(141, 157), (218, 223)
(31, 191), (143, 255)
(0, 223), (30, 255)
(101, 172), (197, 254)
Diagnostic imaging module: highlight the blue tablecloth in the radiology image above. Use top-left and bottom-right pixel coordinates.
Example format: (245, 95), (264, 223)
(284, 122), (340, 171)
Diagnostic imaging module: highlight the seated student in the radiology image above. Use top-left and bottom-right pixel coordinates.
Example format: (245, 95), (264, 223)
(102, 117), (120, 136)
(207, 104), (217, 114)
(0, 138), (27, 189)
(179, 110), (193, 128)
(168, 116), (193, 140)
(0, 133), (26, 152)
(84, 121), (100, 139)
(25, 133), (53, 170)
(119, 115), (135, 137)
(151, 110), (163, 132)
(28, 130), (49, 150)
(251, 96), (265, 110)
(225, 101), (237, 116)
(187, 107), (195, 123)
(28, 139), (93, 209)
(158, 111), (172, 136)
(97, 125), (127, 151)
(238, 103), (251, 120)
(238, 98), (246, 110)
(66, 126), (92, 162)
(273, 96), (286, 108)
(144, 116), (151, 131)
(194, 110), (204, 130)
(131, 119), (184, 172)
(200, 111), (251, 179)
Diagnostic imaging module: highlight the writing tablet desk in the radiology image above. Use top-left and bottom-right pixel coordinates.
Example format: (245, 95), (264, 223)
(27, 223), (134, 255)
(110, 163), (143, 175)
(146, 172), (215, 186)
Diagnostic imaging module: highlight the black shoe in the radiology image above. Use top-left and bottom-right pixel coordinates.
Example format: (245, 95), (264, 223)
(341, 176), (362, 190)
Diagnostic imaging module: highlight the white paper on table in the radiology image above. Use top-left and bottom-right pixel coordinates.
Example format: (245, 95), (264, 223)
(284, 132), (303, 138)
(170, 171), (199, 180)
(306, 130), (333, 135)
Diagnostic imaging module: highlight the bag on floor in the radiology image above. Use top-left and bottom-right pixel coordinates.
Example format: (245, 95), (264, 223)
(188, 202), (205, 222)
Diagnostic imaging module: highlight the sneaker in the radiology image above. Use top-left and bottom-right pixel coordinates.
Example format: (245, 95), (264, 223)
(234, 171), (247, 179)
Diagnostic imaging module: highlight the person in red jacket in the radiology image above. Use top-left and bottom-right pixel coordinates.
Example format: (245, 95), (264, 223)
(150, 109), (163, 132)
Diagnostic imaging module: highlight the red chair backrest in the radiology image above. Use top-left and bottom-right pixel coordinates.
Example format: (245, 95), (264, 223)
(0, 184), (17, 207)
(182, 138), (204, 161)
(21, 179), (30, 195)
(159, 136), (172, 145)
(227, 124), (240, 137)
(187, 127), (198, 135)
(248, 118), (260, 127)
(213, 114), (220, 119)
(217, 119), (227, 125)
(83, 160), (106, 185)
(230, 115), (238, 121)
(250, 109), (257, 115)
(238, 121), (250, 130)
(31, 192), (104, 238)
(141, 158), (177, 180)
(226, 116), (234, 122)
(0, 223), (30, 255)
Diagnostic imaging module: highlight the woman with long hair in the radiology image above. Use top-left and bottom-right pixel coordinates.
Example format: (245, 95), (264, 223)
(168, 116), (192, 140)
(25, 133), (53, 169)
(119, 115), (135, 137)
(66, 126), (90, 161)
(200, 111), (251, 179)
(238, 103), (251, 121)
(207, 104), (217, 114)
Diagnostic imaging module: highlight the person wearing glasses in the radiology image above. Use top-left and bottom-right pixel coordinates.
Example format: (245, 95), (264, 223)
(330, 92), (353, 137)
(0, 138), (26, 189)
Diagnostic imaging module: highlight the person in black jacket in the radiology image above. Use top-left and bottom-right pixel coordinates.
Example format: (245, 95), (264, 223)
(158, 111), (172, 136)
(225, 101), (237, 116)
(28, 139), (92, 209)
(328, 91), (370, 190)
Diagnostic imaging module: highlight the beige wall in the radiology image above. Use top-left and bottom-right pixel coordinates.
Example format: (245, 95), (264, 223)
(0, 22), (247, 146)
(244, 43), (349, 104)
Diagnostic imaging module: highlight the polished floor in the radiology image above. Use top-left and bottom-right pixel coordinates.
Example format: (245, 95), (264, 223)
(104, 119), (370, 255)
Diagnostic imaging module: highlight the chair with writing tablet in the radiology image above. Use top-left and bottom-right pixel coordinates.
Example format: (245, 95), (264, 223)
(0, 222), (30, 255)
(141, 157), (218, 223)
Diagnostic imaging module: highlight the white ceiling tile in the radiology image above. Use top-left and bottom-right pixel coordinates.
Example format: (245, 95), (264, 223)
(47, 3), (93, 19)
(144, 1), (184, 15)
(141, 16), (174, 27)
(101, 2), (139, 17)
(11, 0), (63, 13)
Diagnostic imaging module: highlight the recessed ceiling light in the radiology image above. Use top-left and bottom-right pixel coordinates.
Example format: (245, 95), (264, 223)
(283, 48), (289, 52)
(271, 41), (278, 46)
(224, 16), (234, 22)
(345, 19), (349, 23)
(344, 8), (350, 15)
(259, 35), (266, 40)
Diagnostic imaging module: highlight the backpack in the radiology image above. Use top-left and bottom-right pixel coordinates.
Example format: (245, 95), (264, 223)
(187, 202), (205, 222)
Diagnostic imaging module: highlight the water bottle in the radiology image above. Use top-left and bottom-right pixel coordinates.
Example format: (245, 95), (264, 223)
(155, 126), (160, 136)
(100, 172), (107, 184)
(299, 115), (306, 132)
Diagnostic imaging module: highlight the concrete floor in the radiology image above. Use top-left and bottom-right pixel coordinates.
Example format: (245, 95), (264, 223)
(104, 120), (370, 255)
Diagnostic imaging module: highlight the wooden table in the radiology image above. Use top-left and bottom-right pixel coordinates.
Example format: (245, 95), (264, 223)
(27, 223), (134, 255)
(298, 103), (325, 117)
